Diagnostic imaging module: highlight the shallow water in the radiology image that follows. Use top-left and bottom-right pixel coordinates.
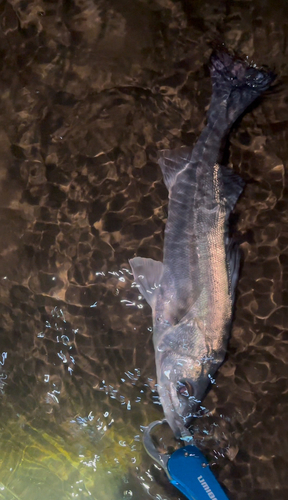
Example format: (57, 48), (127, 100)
(0, 0), (287, 499)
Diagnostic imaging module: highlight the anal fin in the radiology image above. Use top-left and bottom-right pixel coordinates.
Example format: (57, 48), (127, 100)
(226, 239), (241, 305)
(218, 164), (245, 212)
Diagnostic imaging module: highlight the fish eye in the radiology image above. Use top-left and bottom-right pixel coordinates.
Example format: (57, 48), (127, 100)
(177, 380), (194, 398)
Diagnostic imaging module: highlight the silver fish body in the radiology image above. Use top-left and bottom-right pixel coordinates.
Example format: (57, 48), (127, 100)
(130, 50), (274, 438)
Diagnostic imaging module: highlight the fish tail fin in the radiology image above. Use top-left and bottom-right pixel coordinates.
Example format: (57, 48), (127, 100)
(208, 48), (275, 126)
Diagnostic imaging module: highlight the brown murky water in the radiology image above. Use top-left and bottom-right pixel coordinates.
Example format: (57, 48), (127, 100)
(0, 1), (287, 499)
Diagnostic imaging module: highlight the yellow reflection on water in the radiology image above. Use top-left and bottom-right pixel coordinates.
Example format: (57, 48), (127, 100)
(0, 411), (150, 500)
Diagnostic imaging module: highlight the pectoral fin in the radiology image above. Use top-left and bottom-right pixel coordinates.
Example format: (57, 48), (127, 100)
(129, 257), (163, 309)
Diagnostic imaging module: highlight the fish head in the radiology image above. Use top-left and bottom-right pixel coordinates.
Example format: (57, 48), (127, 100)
(155, 320), (224, 438)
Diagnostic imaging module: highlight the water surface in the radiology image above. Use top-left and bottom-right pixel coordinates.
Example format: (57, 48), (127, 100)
(0, 1), (287, 499)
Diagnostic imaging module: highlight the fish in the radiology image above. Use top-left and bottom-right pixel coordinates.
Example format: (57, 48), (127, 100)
(129, 49), (274, 438)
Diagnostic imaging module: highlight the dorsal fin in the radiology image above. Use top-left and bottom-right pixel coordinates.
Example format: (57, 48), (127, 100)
(129, 257), (163, 309)
(158, 147), (193, 191)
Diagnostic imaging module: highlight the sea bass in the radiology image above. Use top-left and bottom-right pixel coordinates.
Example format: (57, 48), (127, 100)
(129, 50), (274, 438)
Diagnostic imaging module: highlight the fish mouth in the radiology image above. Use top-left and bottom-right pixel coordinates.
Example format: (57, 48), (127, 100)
(165, 411), (188, 440)
(158, 383), (198, 439)
(164, 403), (194, 440)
